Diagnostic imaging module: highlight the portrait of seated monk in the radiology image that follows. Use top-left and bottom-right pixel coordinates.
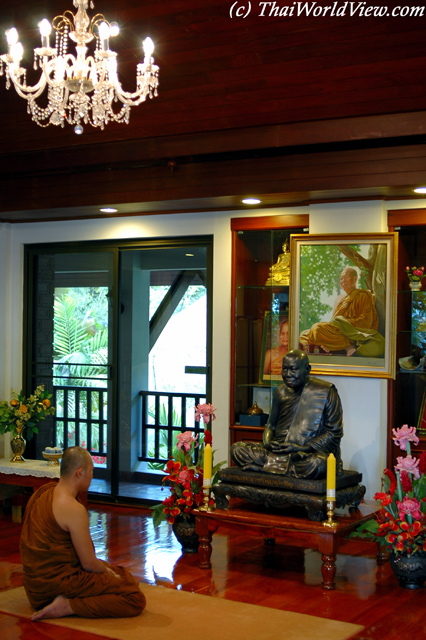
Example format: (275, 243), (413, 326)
(231, 349), (343, 479)
(263, 319), (289, 376)
(20, 446), (145, 620)
(299, 266), (385, 357)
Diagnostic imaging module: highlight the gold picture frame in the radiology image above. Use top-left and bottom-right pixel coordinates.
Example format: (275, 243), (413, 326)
(289, 233), (397, 378)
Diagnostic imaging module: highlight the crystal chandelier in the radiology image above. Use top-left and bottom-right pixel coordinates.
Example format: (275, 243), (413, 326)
(0, 0), (159, 134)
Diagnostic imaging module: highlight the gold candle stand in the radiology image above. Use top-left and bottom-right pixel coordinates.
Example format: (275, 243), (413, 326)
(322, 499), (338, 528)
(197, 480), (214, 512)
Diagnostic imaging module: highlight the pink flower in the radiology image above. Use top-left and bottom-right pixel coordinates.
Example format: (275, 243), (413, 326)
(396, 455), (420, 479)
(176, 431), (198, 451)
(392, 425), (419, 451)
(194, 403), (216, 424)
(178, 468), (194, 486)
(413, 269), (424, 277)
(397, 496), (422, 521)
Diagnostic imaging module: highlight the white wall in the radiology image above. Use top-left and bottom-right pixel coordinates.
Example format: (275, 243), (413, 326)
(1, 199), (425, 498)
(309, 201), (389, 497)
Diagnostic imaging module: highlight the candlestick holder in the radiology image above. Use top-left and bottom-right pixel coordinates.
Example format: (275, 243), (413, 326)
(322, 499), (338, 528)
(197, 481), (214, 512)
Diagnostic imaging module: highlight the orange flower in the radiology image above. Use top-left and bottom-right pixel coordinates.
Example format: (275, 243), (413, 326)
(19, 404), (28, 413)
(10, 399), (19, 407)
(42, 399), (51, 408)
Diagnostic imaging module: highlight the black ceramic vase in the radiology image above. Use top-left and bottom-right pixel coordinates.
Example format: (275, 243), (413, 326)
(172, 515), (199, 553)
(390, 550), (426, 589)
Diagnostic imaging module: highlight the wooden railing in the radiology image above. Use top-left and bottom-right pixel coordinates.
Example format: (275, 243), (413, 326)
(138, 390), (206, 464)
(53, 385), (108, 459)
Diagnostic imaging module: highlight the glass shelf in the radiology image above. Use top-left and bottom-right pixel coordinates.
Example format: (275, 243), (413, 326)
(231, 220), (306, 430)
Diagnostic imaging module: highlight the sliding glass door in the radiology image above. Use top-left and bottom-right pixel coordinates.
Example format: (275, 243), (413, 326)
(117, 242), (211, 501)
(24, 237), (212, 502)
(24, 248), (117, 492)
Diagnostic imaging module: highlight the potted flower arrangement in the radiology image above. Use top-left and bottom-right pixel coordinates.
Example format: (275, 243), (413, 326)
(151, 403), (225, 551)
(406, 265), (426, 291)
(0, 385), (55, 462)
(355, 425), (426, 589)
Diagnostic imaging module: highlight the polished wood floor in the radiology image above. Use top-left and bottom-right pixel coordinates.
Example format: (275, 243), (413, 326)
(1, 501), (425, 640)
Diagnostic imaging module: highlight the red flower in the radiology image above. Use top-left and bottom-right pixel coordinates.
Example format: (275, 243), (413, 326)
(419, 451), (426, 475)
(374, 491), (392, 506)
(204, 430), (213, 445)
(165, 460), (181, 474)
(383, 468), (397, 495)
(400, 470), (412, 493)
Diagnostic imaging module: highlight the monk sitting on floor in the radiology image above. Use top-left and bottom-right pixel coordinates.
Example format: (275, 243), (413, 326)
(20, 446), (145, 620)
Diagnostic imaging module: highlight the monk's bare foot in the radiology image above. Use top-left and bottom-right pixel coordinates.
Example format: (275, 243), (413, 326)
(345, 345), (357, 356)
(31, 596), (74, 621)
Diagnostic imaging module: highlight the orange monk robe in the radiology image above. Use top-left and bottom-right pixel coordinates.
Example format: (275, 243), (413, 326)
(264, 347), (287, 375)
(20, 483), (146, 618)
(299, 289), (385, 356)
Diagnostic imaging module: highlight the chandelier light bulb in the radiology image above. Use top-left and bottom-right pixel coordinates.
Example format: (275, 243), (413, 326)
(39, 19), (52, 37)
(11, 42), (24, 63)
(109, 22), (120, 37)
(0, 0), (159, 132)
(98, 21), (110, 39)
(143, 37), (154, 58)
(98, 21), (110, 51)
(39, 19), (52, 49)
(6, 28), (19, 46)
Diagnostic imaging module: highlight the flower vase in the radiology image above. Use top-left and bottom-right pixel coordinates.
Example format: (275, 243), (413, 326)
(409, 280), (422, 291)
(172, 515), (199, 553)
(390, 551), (426, 589)
(10, 425), (26, 463)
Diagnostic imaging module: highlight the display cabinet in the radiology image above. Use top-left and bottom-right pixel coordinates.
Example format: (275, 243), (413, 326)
(388, 220), (426, 466)
(230, 214), (309, 445)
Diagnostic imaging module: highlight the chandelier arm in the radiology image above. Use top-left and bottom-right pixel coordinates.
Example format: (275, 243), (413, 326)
(7, 72), (47, 99)
(113, 77), (159, 105)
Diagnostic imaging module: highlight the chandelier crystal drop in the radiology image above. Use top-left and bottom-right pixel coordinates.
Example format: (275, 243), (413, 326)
(0, 0), (159, 134)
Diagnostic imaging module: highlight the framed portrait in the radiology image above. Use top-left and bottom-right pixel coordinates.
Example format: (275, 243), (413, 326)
(288, 233), (397, 378)
(418, 390), (426, 435)
(259, 311), (289, 383)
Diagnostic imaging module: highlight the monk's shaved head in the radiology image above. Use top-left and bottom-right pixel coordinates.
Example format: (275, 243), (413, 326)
(60, 446), (93, 478)
(341, 266), (357, 280)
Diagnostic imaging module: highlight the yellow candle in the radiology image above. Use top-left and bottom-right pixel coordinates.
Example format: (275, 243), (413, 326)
(326, 453), (336, 500)
(203, 443), (212, 483)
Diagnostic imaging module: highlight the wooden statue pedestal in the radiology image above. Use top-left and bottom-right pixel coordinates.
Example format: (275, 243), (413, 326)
(212, 467), (366, 521)
(194, 498), (380, 590)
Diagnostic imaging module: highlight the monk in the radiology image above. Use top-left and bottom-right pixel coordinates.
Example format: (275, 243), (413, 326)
(299, 266), (385, 357)
(20, 446), (145, 620)
(231, 350), (343, 479)
(263, 320), (289, 375)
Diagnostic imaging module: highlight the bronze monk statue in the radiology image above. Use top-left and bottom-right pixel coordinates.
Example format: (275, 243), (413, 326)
(230, 349), (343, 480)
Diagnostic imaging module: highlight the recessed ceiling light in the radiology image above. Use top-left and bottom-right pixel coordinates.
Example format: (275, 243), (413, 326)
(242, 198), (261, 205)
(100, 207), (118, 213)
(186, 253), (194, 257)
(413, 187), (426, 194)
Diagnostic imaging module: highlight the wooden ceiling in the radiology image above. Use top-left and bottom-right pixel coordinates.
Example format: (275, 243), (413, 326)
(1, 0), (426, 222)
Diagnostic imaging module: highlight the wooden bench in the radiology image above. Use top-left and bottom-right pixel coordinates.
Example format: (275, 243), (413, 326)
(194, 498), (380, 590)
